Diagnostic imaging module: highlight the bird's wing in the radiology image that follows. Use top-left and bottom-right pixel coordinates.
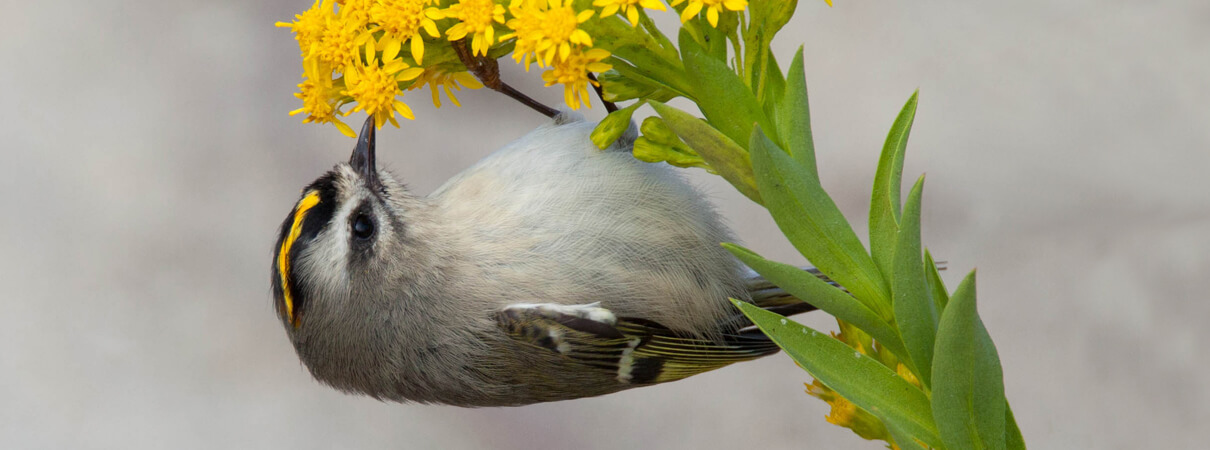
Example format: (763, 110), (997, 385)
(495, 302), (780, 385)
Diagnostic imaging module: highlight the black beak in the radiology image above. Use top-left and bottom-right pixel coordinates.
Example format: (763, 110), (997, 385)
(349, 117), (380, 189)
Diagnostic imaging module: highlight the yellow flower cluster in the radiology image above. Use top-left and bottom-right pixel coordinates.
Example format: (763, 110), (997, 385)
(278, 0), (754, 132)
(504, 0), (611, 110)
(277, 0), (480, 135)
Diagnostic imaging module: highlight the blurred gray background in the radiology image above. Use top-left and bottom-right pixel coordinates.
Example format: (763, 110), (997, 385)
(1, 0), (1205, 448)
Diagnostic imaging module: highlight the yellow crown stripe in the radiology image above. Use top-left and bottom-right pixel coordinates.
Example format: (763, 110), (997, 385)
(279, 190), (322, 326)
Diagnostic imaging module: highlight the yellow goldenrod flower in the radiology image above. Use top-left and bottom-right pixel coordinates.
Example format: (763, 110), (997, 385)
(311, 8), (371, 72)
(502, 0), (544, 70)
(343, 41), (426, 128)
(276, 0), (336, 55)
(592, 0), (665, 26)
(443, 0), (507, 57)
(541, 47), (611, 110)
(408, 68), (484, 108)
(369, 0), (444, 65)
(670, 0), (747, 27)
(289, 59), (356, 137)
(339, 0), (374, 27)
(505, 0), (594, 68)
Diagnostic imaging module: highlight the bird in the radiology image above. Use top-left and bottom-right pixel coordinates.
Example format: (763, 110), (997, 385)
(271, 113), (817, 407)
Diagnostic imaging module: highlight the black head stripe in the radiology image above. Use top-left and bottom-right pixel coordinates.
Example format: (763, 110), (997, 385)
(271, 173), (340, 326)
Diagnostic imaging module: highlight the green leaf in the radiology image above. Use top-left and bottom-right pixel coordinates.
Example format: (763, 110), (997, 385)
(744, 0), (798, 89)
(590, 101), (643, 149)
(758, 51), (785, 127)
(649, 101), (760, 202)
(636, 8), (679, 60)
(723, 243), (906, 359)
(749, 127), (892, 318)
(878, 411), (930, 450)
(702, 19), (728, 62)
(924, 248), (950, 313)
(932, 271), (1008, 450)
(595, 69), (658, 103)
(1005, 403), (1026, 450)
(680, 33), (778, 148)
(733, 300), (943, 449)
(869, 91), (919, 279)
(776, 46), (817, 178)
(607, 59), (692, 101)
(892, 175), (936, 386)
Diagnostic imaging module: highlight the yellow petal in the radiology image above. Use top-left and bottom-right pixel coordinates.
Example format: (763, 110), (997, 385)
(571, 30), (592, 46)
(625, 5), (638, 24)
(411, 37), (425, 65)
(429, 83), (442, 108)
(585, 48), (611, 59)
(723, 0), (747, 10)
(423, 19), (440, 37)
(600, 4), (618, 17)
(707, 6), (719, 27)
(640, 0), (666, 11)
(393, 100), (415, 120)
(680, 2), (702, 22)
(579, 86), (592, 109)
(456, 72), (483, 88)
(398, 67), (426, 81)
(576, 10), (595, 22)
(564, 86), (577, 109)
(384, 39), (402, 62)
(445, 85), (462, 107)
(333, 118), (356, 137)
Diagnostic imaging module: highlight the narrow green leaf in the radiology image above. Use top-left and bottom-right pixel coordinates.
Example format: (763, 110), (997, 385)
(869, 91), (919, 279)
(1005, 403), (1026, 450)
(595, 69), (658, 103)
(749, 128), (892, 318)
(680, 34), (778, 147)
(590, 101), (643, 149)
(743, 0), (798, 88)
(650, 101), (760, 203)
(608, 58), (693, 101)
(724, 243), (906, 359)
(892, 175), (936, 386)
(703, 20), (728, 62)
(932, 271), (1008, 450)
(636, 8), (679, 60)
(877, 411), (930, 450)
(758, 51), (785, 122)
(776, 46), (817, 178)
(734, 300), (943, 449)
(924, 248), (950, 312)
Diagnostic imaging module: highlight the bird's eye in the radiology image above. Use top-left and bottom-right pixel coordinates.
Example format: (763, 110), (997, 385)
(352, 213), (375, 240)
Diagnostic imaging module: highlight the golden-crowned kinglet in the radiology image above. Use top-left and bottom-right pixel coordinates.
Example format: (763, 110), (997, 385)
(271, 114), (816, 406)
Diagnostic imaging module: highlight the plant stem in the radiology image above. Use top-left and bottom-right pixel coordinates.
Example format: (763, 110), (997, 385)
(451, 39), (559, 118)
(587, 73), (618, 112)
